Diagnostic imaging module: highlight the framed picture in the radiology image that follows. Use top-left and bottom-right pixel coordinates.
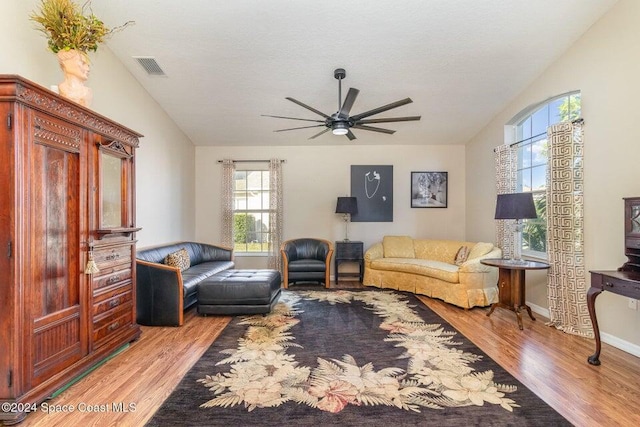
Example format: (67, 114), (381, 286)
(350, 165), (393, 222)
(411, 172), (447, 208)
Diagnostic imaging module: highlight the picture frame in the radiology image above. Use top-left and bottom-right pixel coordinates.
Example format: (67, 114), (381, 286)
(350, 165), (393, 222)
(411, 172), (448, 208)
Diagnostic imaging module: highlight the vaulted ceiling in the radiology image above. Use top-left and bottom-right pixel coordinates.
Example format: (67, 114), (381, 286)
(85, 0), (618, 146)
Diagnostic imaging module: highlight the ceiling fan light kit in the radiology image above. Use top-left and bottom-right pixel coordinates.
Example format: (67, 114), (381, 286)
(264, 68), (421, 140)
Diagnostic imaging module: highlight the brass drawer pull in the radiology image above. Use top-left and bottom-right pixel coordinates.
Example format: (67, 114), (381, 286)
(107, 322), (120, 331)
(604, 282), (614, 288)
(107, 275), (121, 284)
(105, 252), (121, 261)
(109, 299), (119, 308)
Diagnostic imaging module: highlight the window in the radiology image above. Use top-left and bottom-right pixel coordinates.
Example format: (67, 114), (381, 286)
(511, 92), (581, 258)
(233, 170), (270, 253)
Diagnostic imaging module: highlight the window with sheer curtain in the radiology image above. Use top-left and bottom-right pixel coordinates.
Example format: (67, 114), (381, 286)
(233, 170), (271, 254)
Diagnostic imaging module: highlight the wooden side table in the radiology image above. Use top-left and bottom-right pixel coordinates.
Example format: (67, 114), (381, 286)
(334, 241), (363, 282)
(480, 258), (550, 330)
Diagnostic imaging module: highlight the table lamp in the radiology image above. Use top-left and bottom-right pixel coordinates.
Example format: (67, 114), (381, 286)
(495, 192), (537, 263)
(335, 197), (358, 241)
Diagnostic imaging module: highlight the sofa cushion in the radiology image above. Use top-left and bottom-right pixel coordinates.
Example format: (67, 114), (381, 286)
(370, 258), (459, 283)
(383, 236), (415, 258)
(414, 240), (465, 264)
(288, 259), (327, 272)
(468, 242), (494, 260)
(164, 248), (190, 271)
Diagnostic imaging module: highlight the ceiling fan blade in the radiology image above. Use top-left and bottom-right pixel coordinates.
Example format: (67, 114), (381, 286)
(262, 114), (325, 123)
(356, 116), (421, 124)
(352, 124), (396, 134)
(274, 124), (326, 132)
(309, 128), (331, 140)
(346, 130), (356, 141)
(285, 97), (330, 118)
(337, 88), (360, 119)
(350, 98), (413, 121)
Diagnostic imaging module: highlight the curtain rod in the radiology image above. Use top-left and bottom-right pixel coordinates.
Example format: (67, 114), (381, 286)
(495, 118), (585, 151)
(508, 118), (584, 147)
(217, 159), (286, 163)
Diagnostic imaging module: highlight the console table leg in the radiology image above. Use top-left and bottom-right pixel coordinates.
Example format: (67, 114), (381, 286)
(587, 286), (603, 366)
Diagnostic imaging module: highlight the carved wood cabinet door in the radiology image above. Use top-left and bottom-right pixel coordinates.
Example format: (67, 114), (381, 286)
(25, 111), (88, 388)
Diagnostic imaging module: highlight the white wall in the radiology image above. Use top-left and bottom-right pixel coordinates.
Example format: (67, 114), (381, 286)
(466, 0), (640, 353)
(195, 144), (466, 268)
(1, 0), (196, 248)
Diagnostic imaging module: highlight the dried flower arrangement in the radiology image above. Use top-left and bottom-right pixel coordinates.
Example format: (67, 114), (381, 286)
(30, 0), (132, 54)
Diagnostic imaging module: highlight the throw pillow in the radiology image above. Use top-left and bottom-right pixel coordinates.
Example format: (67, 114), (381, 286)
(164, 248), (190, 271)
(454, 246), (470, 266)
(382, 235), (415, 258)
(468, 242), (494, 260)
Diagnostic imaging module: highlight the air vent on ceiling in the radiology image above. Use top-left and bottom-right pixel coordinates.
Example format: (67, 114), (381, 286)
(133, 56), (166, 76)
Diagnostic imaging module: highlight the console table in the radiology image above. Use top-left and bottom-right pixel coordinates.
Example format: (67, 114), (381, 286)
(335, 241), (363, 282)
(480, 258), (550, 330)
(587, 196), (640, 365)
(588, 271), (640, 365)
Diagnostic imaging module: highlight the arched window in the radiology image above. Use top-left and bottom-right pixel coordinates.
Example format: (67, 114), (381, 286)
(506, 92), (581, 258)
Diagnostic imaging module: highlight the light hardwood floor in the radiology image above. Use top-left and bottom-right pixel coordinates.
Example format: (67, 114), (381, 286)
(16, 281), (640, 427)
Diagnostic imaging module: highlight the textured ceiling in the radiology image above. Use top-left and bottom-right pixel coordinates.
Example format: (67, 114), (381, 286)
(83, 0), (618, 146)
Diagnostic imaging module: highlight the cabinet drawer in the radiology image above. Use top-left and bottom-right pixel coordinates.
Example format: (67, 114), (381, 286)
(93, 288), (132, 316)
(93, 268), (132, 292)
(596, 275), (640, 299)
(626, 238), (640, 250)
(94, 245), (132, 269)
(335, 242), (363, 259)
(93, 305), (133, 347)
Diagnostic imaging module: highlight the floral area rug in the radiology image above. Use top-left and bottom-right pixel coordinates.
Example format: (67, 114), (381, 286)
(146, 290), (569, 426)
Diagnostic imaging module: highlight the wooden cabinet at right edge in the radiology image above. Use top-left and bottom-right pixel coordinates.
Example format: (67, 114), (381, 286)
(0, 75), (142, 425)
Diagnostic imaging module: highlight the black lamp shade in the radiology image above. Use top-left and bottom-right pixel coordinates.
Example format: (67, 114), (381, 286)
(495, 193), (537, 220)
(336, 197), (358, 214)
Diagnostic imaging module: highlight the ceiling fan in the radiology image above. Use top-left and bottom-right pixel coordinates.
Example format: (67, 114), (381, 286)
(263, 68), (421, 140)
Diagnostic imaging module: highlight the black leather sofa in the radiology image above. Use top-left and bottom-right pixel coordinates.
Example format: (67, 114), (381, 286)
(136, 241), (234, 326)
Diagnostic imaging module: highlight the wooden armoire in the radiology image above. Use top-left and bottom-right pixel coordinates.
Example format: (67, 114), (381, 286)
(0, 75), (142, 425)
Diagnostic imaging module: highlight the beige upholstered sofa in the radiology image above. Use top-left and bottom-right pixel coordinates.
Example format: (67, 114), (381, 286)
(363, 236), (501, 309)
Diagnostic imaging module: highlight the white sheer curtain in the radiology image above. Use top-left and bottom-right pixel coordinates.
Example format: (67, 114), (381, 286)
(220, 159), (235, 249)
(268, 159), (284, 271)
(494, 145), (517, 258)
(545, 120), (592, 338)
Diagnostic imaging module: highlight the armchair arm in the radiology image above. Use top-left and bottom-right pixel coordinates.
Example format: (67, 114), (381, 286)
(136, 259), (185, 326)
(280, 242), (298, 262)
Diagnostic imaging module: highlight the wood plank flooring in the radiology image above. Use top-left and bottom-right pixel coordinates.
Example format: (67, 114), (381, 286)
(17, 281), (640, 426)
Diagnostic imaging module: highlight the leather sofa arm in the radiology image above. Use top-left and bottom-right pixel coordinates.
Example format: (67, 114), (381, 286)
(198, 244), (234, 263)
(136, 259), (185, 326)
(364, 242), (383, 264)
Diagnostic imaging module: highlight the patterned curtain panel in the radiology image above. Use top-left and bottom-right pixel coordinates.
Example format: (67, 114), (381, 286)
(220, 159), (235, 249)
(545, 120), (593, 338)
(494, 145), (517, 258)
(268, 159), (284, 271)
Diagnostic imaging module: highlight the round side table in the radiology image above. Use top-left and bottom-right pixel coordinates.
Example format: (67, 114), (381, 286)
(480, 258), (550, 330)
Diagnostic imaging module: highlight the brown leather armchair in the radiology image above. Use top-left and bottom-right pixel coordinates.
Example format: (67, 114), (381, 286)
(280, 238), (333, 288)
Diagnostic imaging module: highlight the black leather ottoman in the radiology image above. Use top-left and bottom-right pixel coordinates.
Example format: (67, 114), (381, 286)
(197, 269), (282, 315)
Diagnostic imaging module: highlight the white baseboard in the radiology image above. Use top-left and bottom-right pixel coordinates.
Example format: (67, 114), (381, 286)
(527, 301), (640, 358)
